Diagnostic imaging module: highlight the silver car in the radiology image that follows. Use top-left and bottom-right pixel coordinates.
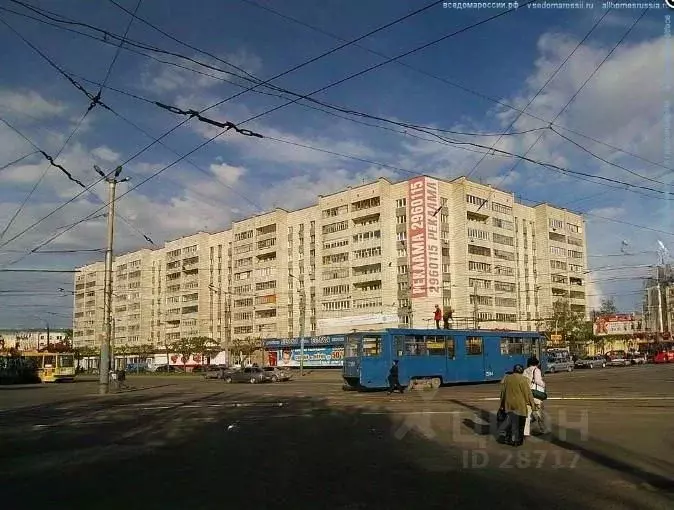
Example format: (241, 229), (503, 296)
(263, 366), (292, 382)
(575, 355), (607, 369)
(546, 357), (574, 373)
(224, 366), (272, 384)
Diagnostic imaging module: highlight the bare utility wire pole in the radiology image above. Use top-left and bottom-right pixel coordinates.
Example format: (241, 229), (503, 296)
(95, 164), (128, 395)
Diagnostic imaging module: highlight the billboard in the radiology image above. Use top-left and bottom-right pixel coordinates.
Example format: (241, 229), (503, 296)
(408, 176), (442, 300)
(270, 346), (344, 367)
(593, 314), (644, 336)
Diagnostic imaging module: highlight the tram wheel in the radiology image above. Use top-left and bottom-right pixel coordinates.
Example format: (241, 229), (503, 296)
(430, 377), (441, 389)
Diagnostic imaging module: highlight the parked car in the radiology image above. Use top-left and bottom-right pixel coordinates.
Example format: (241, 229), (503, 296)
(574, 355), (607, 369)
(263, 366), (292, 382)
(546, 357), (574, 373)
(203, 365), (231, 379)
(152, 364), (181, 373)
(223, 366), (272, 384)
(652, 351), (674, 363)
(627, 353), (647, 365)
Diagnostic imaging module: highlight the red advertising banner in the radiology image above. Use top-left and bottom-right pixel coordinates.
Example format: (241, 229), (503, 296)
(408, 176), (441, 299)
(593, 314), (643, 336)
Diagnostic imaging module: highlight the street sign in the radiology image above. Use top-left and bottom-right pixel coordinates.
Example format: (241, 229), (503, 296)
(550, 334), (563, 343)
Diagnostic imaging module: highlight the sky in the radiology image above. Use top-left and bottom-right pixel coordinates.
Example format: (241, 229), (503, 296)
(0, 0), (672, 329)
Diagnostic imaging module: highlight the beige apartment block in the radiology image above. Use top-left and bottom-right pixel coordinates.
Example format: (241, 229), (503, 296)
(72, 261), (105, 348)
(72, 175), (589, 351)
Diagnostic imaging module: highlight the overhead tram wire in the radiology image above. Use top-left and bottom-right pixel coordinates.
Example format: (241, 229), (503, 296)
(7, 2), (673, 176)
(465, 7), (613, 180)
(236, 0), (674, 176)
(488, 8), (651, 193)
(0, 151), (38, 174)
(0, 22), (155, 258)
(2, 2), (547, 141)
(1, 2), (533, 255)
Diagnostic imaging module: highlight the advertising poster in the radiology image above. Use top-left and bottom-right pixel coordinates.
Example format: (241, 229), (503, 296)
(273, 346), (345, 367)
(593, 314), (643, 336)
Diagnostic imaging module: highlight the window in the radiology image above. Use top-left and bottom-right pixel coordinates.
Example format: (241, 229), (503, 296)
(468, 228), (489, 241)
(395, 198), (407, 208)
(551, 260), (567, 270)
(403, 335), (427, 356)
(345, 335), (359, 357)
(323, 221), (349, 235)
(493, 233), (514, 246)
(446, 337), (455, 359)
(466, 337), (483, 355)
(500, 337), (524, 355)
(493, 217), (513, 230)
(549, 219), (564, 230)
(467, 194), (487, 206)
(426, 336), (446, 356)
(362, 335), (381, 356)
(468, 244), (491, 257)
(567, 223), (581, 233)
(550, 246), (566, 257)
(568, 250), (583, 259)
(493, 249), (515, 261)
(492, 202), (512, 215)
(469, 261), (491, 273)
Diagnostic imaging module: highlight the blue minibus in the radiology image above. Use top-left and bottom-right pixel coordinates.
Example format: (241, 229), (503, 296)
(342, 328), (546, 390)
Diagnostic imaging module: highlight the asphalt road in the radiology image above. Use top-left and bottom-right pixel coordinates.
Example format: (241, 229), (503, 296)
(1, 365), (673, 509)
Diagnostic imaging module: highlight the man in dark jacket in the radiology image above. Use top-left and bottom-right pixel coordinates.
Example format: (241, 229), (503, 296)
(387, 360), (404, 394)
(497, 364), (535, 446)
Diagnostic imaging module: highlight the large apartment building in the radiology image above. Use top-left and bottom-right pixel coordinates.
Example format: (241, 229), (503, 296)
(72, 175), (589, 351)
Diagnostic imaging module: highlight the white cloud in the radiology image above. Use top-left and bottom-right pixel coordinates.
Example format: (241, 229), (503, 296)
(91, 146), (120, 163)
(0, 89), (66, 119)
(208, 162), (246, 185)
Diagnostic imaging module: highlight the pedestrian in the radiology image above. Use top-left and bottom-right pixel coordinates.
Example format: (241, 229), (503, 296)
(497, 364), (535, 447)
(523, 357), (548, 436)
(443, 306), (453, 329)
(387, 360), (404, 394)
(434, 305), (442, 329)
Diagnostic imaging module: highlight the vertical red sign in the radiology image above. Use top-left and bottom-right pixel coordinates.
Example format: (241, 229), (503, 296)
(408, 176), (428, 298)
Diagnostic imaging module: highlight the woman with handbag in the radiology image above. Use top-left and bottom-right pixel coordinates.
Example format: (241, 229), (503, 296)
(523, 357), (548, 436)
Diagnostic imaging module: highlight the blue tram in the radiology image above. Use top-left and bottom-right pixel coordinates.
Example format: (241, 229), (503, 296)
(342, 328), (546, 390)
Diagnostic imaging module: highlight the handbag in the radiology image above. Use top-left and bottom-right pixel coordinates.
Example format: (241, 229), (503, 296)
(497, 408), (507, 423)
(531, 368), (548, 400)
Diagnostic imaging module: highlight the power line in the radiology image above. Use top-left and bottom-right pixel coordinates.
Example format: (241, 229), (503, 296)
(236, 0), (674, 176)
(466, 7), (612, 180)
(0, 151), (38, 173)
(5, 3), (532, 257)
(99, 0), (142, 91)
(490, 8), (650, 191)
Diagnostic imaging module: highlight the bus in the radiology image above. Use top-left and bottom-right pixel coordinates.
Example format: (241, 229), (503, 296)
(342, 328), (546, 390)
(21, 352), (76, 383)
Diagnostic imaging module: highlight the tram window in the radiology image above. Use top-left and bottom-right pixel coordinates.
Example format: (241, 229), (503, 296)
(43, 355), (55, 367)
(466, 337), (483, 356)
(522, 338), (533, 355)
(362, 335), (381, 357)
(345, 335), (359, 357)
(426, 336), (445, 356)
(500, 337), (524, 355)
(446, 338), (455, 359)
(404, 335), (427, 356)
(394, 336), (405, 356)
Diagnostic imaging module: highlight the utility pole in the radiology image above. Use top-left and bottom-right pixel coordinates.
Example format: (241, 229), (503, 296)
(290, 272), (306, 376)
(95, 165), (128, 395)
(472, 281), (479, 329)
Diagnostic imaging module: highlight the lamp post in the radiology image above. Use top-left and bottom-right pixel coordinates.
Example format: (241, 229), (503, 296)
(209, 284), (231, 364)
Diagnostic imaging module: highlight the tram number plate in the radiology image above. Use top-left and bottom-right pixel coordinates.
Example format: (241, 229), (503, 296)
(485, 371), (494, 377)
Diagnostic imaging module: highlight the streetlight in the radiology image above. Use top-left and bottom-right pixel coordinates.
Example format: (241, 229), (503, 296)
(289, 272), (306, 377)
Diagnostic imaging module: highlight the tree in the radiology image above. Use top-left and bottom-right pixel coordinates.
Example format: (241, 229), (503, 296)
(190, 336), (221, 365)
(599, 298), (617, 315)
(170, 338), (195, 367)
(546, 299), (590, 352)
(231, 336), (259, 364)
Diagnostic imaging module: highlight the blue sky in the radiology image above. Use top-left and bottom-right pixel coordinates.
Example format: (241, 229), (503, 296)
(0, 0), (672, 328)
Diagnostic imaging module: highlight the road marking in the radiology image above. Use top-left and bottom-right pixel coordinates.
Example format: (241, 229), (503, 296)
(362, 410), (464, 416)
(139, 406), (172, 410)
(480, 396), (674, 401)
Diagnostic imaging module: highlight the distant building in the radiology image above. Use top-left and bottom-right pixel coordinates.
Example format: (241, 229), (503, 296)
(642, 264), (674, 336)
(0, 329), (69, 351)
(73, 175), (590, 353)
